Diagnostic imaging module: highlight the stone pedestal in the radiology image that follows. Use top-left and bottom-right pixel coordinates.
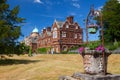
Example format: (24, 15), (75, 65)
(72, 72), (120, 80)
(59, 72), (120, 80)
(82, 53), (111, 75)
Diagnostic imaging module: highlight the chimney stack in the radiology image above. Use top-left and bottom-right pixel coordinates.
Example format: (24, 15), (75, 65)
(43, 28), (46, 33)
(67, 16), (74, 24)
(47, 27), (51, 31)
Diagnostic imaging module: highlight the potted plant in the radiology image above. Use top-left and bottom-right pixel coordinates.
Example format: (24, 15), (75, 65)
(79, 41), (111, 75)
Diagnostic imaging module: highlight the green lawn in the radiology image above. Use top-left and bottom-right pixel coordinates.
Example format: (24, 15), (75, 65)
(0, 54), (120, 80)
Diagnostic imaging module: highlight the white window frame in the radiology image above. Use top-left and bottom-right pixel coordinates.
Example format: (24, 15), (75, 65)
(53, 28), (57, 38)
(76, 26), (78, 29)
(62, 31), (66, 37)
(66, 25), (69, 28)
(79, 34), (82, 39)
(74, 34), (77, 39)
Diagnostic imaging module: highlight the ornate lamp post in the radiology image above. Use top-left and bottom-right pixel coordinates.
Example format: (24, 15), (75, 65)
(85, 6), (107, 75)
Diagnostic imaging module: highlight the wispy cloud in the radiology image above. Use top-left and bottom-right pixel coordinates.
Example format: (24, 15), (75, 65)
(71, 0), (80, 8)
(72, 3), (80, 8)
(34, 0), (43, 4)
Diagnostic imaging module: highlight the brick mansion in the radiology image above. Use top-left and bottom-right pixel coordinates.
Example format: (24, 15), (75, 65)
(24, 16), (83, 53)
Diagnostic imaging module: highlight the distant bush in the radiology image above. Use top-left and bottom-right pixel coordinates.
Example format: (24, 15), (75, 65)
(105, 40), (120, 51)
(61, 51), (68, 54)
(15, 43), (29, 55)
(37, 48), (47, 54)
(69, 46), (79, 50)
(68, 52), (78, 54)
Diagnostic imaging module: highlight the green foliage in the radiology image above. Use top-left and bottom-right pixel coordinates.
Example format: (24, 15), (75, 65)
(102, 0), (120, 42)
(87, 41), (100, 50)
(67, 52), (78, 54)
(37, 48), (47, 54)
(69, 46), (79, 50)
(105, 43), (117, 51)
(61, 51), (68, 54)
(114, 40), (119, 48)
(0, 0), (25, 54)
(82, 41), (101, 50)
(105, 41), (120, 50)
(14, 43), (29, 55)
(28, 47), (32, 56)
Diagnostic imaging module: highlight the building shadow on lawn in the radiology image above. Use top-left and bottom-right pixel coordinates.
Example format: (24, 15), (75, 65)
(0, 59), (43, 66)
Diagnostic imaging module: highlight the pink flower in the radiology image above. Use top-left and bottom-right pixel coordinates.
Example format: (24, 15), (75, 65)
(79, 47), (84, 54)
(96, 45), (105, 52)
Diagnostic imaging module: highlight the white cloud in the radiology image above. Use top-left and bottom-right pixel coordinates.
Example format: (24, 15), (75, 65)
(72, 3), (80, 8)
(34, 0), (43, 4)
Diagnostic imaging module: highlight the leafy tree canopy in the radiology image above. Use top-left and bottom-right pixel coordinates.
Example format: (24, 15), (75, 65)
(102, 0), (120, 42)
(0, 0), (25, 54)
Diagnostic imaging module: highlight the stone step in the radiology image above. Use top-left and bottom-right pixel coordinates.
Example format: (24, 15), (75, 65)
(59, 72), (120, 80)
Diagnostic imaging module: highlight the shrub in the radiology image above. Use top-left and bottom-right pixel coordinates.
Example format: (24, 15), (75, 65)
(86, 41), (101, 50)
(61, 51), (68, 54)
(37, 48), (47, 54)
(105, 41), (119, 51)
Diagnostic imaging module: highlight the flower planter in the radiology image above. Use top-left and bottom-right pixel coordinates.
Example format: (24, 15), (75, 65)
(81, 53), (111, 75)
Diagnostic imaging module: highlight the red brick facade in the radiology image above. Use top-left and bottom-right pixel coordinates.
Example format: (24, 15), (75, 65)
(24, 16), (83, 53)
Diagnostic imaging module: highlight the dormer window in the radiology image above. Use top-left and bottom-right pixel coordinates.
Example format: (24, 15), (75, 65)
(66, 25), (69, 28)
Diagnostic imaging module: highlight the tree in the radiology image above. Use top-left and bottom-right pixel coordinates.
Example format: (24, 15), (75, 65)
(102, 0), (120, 42)
(0, 0), (25, 54)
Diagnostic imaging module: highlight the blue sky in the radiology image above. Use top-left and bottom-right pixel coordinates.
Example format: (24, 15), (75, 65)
(7, 0), (107, 41)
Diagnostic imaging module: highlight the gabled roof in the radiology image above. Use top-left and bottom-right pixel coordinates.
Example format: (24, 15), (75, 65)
(55, 20), (64, 28)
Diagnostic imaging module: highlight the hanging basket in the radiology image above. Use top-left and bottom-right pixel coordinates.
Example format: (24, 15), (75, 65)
(88, 25), (98, 34)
